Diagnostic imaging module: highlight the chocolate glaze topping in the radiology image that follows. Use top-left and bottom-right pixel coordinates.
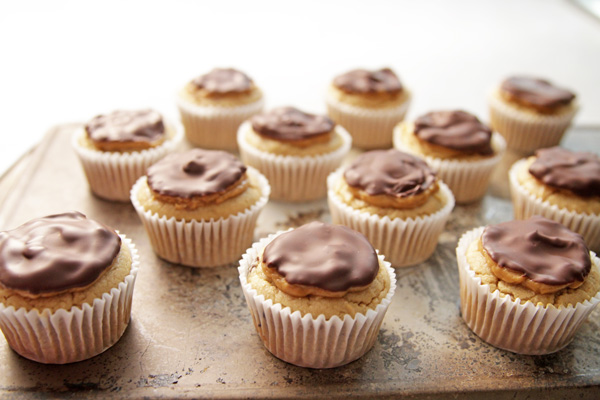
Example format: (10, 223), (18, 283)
(263, 222), (379, 292)
(414, 110), (494, 155)
(528, 147), (600, 198)
(344, 149), (437, 197)
(333, 68), (403, 94)
(501, 76), (575, 110)
(0, 212), (121, 295)
(192, 68), (253, 94)
(482, 216), (591, 286)
(250, 107), (335, 141)
(85, 109), (165, 144)
(147, 148), (247, 198)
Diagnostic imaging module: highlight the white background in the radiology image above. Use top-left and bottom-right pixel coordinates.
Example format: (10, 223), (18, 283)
(1, 0), (599, 175)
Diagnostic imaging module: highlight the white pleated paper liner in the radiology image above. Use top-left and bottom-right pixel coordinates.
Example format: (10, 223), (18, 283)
(488, 90), (578, 153)
(131, 168), (270, 267)
(393, 127), (507, 204)
(457, 227), (600, 355)
(238, 230), (397, 369)
(325, 92), (411, 149)
(176, 95), (264, 150)
(509, 159), (600, 252)
(72, 120), (184, 202)
(0, 234), (139, 364)
(237, 122), (352, 202)
(327, 169), (455, 267)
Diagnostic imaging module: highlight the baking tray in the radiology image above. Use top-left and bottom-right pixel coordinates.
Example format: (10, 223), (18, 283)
(0, 124), (599, 399)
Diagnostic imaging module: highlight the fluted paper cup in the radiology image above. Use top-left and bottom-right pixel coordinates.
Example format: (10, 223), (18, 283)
(394, 126), (506, 203)
(325, 92), (411, 149)
(488, 90), (578, 153)
(457, 227), (600, 355)
(327, 170), (455, 267)
(72, 120), (184, 202)
(177, 96), (264, 150)
(238, 231), (396, 368)
(237, 122), (351, 202)
(509, 159), (600, 251)
(131, 168), (270, 267)
(0, 235), (139, 364)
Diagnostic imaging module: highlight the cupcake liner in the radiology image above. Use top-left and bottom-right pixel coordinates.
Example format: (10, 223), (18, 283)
(393, 126), (506, 203)
(488, 90), (578, 153)
(327, 170), (455, 267)
(325, 92), (411, 149)
(509, 159), (600, 251)
(72, 120), (184, 202)
(131, 168), (270, 267)
(237, 122), (352, 202)
(0, 234), (139, 364)
(238, 230), (397, 368)
(176, 96), (264, 150)
(457, 227), (600, 355)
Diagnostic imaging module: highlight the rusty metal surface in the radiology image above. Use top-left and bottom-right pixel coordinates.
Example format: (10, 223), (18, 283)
(0, 125), (599, 399)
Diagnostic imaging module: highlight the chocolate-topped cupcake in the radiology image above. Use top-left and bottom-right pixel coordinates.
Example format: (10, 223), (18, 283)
(325, 67), (412, 149)
(177, 67), (264, 150)
(488, 75), (578, 153)
(73, 109), (183, 202)
(509, 147), (600, 251)
(394, 110), (506, 203)
(237, 106), (351, 202)
(0, 212), (139, 363)
(238, 221), (396, 368)
(327, 149), (454, 267)
(457, 216), (600, 354)
(131, 148), (270, 267)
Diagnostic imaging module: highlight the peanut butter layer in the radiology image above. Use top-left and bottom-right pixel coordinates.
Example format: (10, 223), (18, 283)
(250, 107), (335, 147)
(467, 238), (600, 307)
(482, 217), (591, 292)
(85, 109), (166, 152)
(244, 125), (344, 156)
(262, 222), (379, 296)
(147, 149), (248, 211)
(344, 149), (439, 209)
(0, 212), (121, 297)
(180, 68), (263, 107)
(500, 76), (575, 114)
(413, 110), (493, 156)
(516, 157), (600, 215)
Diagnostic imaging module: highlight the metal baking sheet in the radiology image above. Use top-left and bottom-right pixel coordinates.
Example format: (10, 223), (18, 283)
(0, 125), (599, 399)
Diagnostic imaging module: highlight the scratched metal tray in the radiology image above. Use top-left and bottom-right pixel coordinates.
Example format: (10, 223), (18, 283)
(0, 125), (599, 399)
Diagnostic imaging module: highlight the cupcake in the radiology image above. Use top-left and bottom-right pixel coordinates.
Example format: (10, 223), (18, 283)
(457, 216), (600, 355)
(0, 211), (139, 364)
(237, 106), (351, 202)
(325, 68), (411, 149)
(488, 76), (578, 153)
(131, 148), (270, 267)
(176, 68), (264, 150)
(393, 110), (506, 203)
(509, 147), (600, 251)
(238, 221), (396, 368)
(72, 109), (183, 202)
(327, 149), (454, 267)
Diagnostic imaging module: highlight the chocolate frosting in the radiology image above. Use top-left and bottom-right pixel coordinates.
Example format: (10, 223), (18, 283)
(333, 68), (403, 94)
(414, 110), (494, 155)
(263, 222), (379, 292)
(482, 216), (591, 286)
(85, 109), (165, 144)
(501, 76), (575, 110)
(147, 148), (247, 198)
(250, 107), (335, 141)
(344, 149), (437, 197)
(0, 212), (121, 295)
(192, 68), (253, 94)
(528, 147), (600, 198)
